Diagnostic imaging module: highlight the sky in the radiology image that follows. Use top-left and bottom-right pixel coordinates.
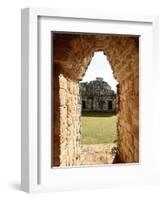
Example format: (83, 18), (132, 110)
(81, 52), (118, 92)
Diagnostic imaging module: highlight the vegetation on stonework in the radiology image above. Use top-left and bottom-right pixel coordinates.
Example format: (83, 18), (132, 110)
(81, 112), (117, 144)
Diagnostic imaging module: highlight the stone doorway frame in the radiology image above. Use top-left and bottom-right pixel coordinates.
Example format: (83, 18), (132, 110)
(52, 34), (139, 167)
(21, 8), (159, 192)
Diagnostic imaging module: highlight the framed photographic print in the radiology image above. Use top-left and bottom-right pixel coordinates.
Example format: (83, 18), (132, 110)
(21, 7), (159, 193)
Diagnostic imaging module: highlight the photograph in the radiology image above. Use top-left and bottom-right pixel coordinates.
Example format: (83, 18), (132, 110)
(52, 33), (139, 167)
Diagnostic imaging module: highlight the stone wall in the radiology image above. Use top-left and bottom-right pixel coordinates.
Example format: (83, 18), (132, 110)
(52, 33), (139, 166)
(81, 96), (116, 112)
(117, 73), (139, 162)
(53, 72), (81, 166)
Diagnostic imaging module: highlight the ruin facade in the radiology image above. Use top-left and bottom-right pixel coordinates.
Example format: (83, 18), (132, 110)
(80, 77), (116, 112)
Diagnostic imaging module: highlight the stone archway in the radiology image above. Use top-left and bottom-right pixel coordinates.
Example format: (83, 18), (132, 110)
(52, 33), (139, 166)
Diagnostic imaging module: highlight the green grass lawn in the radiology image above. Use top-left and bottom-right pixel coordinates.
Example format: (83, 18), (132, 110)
(81, 112), (117, 144)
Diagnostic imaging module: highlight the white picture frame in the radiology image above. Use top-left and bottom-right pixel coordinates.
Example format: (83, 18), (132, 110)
(21, 7), (159, 193)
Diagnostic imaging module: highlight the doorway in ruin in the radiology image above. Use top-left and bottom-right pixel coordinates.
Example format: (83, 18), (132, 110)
(79, 52), (118, 165)
(52, 33), (139, 167)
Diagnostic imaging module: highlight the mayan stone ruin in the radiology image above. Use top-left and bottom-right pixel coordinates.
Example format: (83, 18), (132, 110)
(80, 77), (116, 113)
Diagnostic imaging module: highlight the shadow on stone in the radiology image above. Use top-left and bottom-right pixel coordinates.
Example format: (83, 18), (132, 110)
(112, 153), (123, 164)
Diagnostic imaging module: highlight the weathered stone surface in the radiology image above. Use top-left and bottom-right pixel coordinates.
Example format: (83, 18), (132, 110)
(80, 77), (116, 112)
(81, 144), (117, 165)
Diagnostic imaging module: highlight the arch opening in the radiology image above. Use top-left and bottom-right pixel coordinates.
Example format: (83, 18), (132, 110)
(80, 51), (119, 165)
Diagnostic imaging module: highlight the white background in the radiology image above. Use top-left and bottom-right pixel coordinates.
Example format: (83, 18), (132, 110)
(0, 0), (162, 199)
